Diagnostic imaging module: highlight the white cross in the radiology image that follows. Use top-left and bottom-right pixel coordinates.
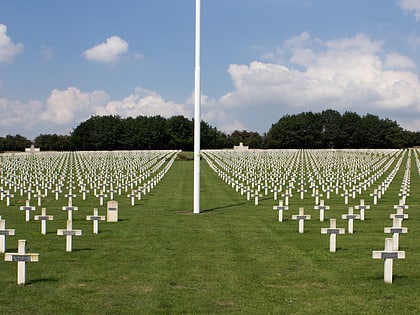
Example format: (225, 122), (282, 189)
(341, 207), (360, 234)
(19, 200), (36, 222)
(273, 200), (288, 222)
(321, 218), (345, 253)
(5, 239), (39, 285)
(314, 199), (330, 222)
(384, 218), (407, 251)
(57, 220), (82, 252)
(372, 238), (405, 284)
(292, 207), (311, 234)
(0, 219), (15, 253)
(86, 208), (105, 234)
(34, 208), (54, 235)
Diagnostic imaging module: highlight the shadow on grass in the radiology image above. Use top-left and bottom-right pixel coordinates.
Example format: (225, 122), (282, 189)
(173, 201), (250, 215)
(201, 201), (250, 213)
(28, 277), (59, 284)
(72, 248), (94, 252)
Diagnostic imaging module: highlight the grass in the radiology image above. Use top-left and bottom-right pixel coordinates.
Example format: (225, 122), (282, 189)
(0, 150), (419, 314)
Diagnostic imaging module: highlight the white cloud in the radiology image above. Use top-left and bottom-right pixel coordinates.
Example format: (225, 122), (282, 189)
(385, 52), (416, 69)
(0, 98), (43, 137)
(203, 32), (420, 133)
(0, 24), (23, 63)
(0, 85), (193, 139)
(97, 86), (192, 118)
(398, 0), (420, 20)
(83, 36), (128, 63)
(41, 87), (110, 124)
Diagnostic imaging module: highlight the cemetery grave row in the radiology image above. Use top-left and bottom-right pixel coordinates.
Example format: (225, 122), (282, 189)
(0, 150), (179, 284)
(201, 148), (418, 283)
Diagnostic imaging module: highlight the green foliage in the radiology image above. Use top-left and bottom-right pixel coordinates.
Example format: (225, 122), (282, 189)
(3, 110), (420, 151)
(0, 134), (32, 152)
(267, 110), (415, 149)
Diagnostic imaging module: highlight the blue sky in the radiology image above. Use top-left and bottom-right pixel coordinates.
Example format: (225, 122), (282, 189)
(1, 0), (420, 139)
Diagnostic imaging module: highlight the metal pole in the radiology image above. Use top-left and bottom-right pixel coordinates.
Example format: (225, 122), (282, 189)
(193, 0), (201, 214)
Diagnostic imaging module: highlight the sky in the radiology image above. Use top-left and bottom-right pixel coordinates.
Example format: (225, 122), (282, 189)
(1, 0), (420, 139)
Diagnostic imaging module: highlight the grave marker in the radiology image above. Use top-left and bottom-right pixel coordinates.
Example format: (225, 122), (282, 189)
(384, 218), (407, 250)
(292, 207), (311, 234)
(314, 199), (330, 222)
(273, 200), (288, 222)
(19, 200), (36, 222)
(372, 238), (405, 284)
(341, 207), (360, 234)
(107, 200), (119, 222)
(354, 199), (370, 221)
(34, 208), (54, 235)
(57, 220), (82, 252)
(86, 208), (106, 234)
(4, 239), (39, 285)
(0, 219), (15, 253)
(321, 218), (345, 253)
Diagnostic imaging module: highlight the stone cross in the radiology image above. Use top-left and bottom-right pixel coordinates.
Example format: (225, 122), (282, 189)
(4, 239), (39, 285)
(341, 207), (360, 234)
(86, 208), (106, 234)
(341, 190), (350, 205)
(384, 218), (407, 250)
(127, 191), (136, 206)
(65, 190), (77, 205)
(314, 199), (330, 222)
(253, 190), (262, 206)
(393, 200), (409, 212)
(372, 238), (405, 284)
(271, 186), (280, 200)
(57, 220), (82, 252)
(354, 199), (370, 221)
(19, 200), (36, 222)
(79, 185), (89, 200)
(292, 207), (311, 234)
(34, 191), (45, 207)
(321, 218), (345, 253)
(96, 190), (107, 206)
(296, 186), (307, 200)
(370, 189), (379, 205)
(281, 191), (291, 206)
(390, 207), (408, 220)
(312, 189), (322, 205)
(62, 203), (79, 221)
(4, 190), (14, 206)
(0, 219), (15, 253)
(34, 208), (54, 235)
(273, 200), (288, 222)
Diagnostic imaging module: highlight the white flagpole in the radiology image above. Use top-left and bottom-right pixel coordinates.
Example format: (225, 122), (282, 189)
(193, 0), (201, 214)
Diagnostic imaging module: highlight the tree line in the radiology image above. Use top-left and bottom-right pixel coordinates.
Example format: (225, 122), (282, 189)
(1, 110), (420, 152)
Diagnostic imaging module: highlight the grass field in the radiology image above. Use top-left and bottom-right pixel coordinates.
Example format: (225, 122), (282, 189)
(0, 150), (419, 314)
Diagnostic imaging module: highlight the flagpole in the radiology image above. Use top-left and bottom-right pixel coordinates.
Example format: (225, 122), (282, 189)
(193, 0), (201, 214)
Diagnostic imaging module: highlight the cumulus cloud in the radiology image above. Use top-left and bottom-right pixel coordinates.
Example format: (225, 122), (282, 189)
(0, 86), (192, 138)
(205, 32), (420, 133)
(41, 87), (110, 124)
(0, 24), (23, 63)
(398, 0), (420, 20)
(83, 36), (128, 63)
(96, 86), (192, 118)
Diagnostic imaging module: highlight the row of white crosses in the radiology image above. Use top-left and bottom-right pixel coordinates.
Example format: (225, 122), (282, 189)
(0, 150), (178, 285)
(202, 149), (401, 210)
(372, 149), (412, 283)
(203, 148), (412, 283)
(0, 150), (178, 209)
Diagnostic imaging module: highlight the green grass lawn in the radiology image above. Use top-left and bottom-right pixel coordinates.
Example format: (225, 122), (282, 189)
(0, 150), (419, 314)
